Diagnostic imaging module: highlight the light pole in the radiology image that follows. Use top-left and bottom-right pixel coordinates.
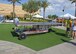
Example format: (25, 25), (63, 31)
(62, 6), (65, 26)
(72, 2), (76, 29)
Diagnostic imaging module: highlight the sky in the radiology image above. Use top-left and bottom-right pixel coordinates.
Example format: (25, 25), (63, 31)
(0, 0), (75, 17)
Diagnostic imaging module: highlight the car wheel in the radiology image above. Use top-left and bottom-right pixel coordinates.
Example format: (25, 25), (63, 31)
(18, 33), (27, 40)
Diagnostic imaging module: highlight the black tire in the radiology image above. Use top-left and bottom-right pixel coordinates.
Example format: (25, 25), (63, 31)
(18, 33), (27, 40)
(48, 29), (51, 32)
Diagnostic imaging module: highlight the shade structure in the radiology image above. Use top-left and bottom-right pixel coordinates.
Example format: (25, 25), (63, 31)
(60, 13), (76, 19)
(33, 14), (43, 19)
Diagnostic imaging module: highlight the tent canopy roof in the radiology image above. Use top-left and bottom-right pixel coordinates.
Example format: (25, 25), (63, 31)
(33, 14), (43, 18)
(60, 13), (76, 19)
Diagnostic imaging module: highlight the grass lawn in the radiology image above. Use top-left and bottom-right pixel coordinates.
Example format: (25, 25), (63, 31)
(0, 24), (71, 51)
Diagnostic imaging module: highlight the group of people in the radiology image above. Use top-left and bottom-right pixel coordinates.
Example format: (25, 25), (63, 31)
(66, 18), (76, 39)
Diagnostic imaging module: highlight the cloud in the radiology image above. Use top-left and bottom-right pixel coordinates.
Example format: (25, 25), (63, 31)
(48, 0), (66, 3)
(54, 4), (61, 7)
(56, 0), (65, 3)
(40, 5), (55, 16)
(40, 0), (75, 17)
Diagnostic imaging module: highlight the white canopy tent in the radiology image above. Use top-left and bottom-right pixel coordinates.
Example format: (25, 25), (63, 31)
(60, 13), (76, 19)
(33, 14), (43, 19)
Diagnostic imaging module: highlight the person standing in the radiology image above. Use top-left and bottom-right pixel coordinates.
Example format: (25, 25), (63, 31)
(72, 19), (76, 39)
(66, 18), (72, 37)
(13, 17), (19, 29)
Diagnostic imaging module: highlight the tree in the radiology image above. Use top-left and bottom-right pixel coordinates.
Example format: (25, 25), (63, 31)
(70, 0), (76, 17)
(7, 0), (21, 18)
(51, 15), (58, 19)
(41, 0), (49, 19)
(48, 15), (52, 19)
(22, 0), (41, 21)
(48, 14), (58, 19)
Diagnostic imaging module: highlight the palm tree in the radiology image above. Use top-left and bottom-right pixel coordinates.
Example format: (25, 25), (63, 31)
(22, 0), (41, 21)
(41, 0), (49, 19)
(7, 0), (21, 18)
(70, 0), (76, 17)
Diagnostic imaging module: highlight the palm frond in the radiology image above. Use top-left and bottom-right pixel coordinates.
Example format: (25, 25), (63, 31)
(69, 0), (76, 3)
(41, 0), (49, 8)
(16, 0), (21, 4)
(7, 0), (21, 3)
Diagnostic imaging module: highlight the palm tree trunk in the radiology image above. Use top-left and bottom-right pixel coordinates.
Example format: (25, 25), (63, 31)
(30, 13), (31, 21)
(75, 2), (76, 17)
(13, 2), (15, 18)
(43, 8), (45, 21)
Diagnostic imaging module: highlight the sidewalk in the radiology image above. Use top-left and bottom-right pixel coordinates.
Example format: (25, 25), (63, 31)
(0, 39), (76, 54)
(38, 39), (76, 54)
(0, 40), (37, 54)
